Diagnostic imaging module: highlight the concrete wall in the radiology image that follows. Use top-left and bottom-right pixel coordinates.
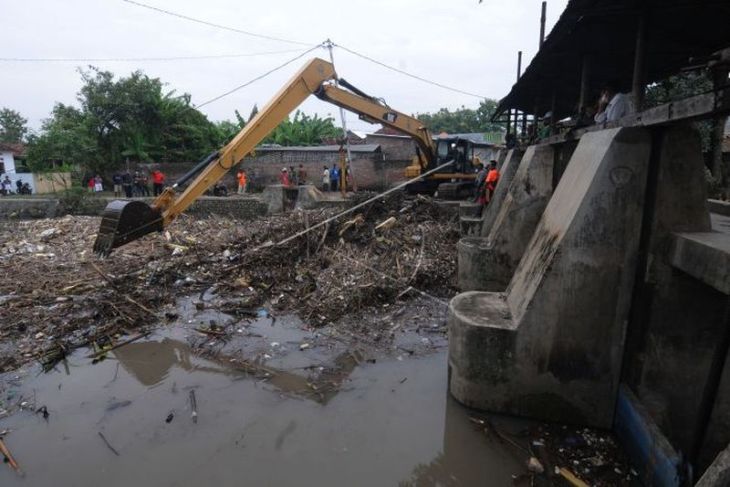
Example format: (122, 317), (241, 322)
(479, 148), (524, 237)
(0, 198), (61, 219)
(619, 125), (730, 473)
(33, 172), (73, 194)
(697, 443), (730, 487)
(146, 151), (404, 192)
(449, 127), (652, 427)
(458, 144), (554, 291)
(0, 196), (268, 221)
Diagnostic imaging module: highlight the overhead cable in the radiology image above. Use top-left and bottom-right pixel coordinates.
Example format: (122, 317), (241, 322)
(194, 44), (323, 108)
(0, 48), (310, 63)
(334, 43), (488, 99)
(121, 0), (313, 46)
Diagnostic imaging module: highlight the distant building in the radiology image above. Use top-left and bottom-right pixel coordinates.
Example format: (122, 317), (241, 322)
(0, 143), (35, 192)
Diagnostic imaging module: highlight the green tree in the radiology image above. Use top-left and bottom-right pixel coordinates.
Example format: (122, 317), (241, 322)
(416, 99), (503, 134)
(27, 67), (221, 173)
(265, 111), (340, 146)
(121, 129), (152, 162)
(25, 104), (95, 172)
(0, 108), (28, 143)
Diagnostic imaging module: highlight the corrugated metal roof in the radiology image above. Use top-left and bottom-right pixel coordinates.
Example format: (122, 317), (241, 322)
(437, 133), (497, 146)
(495, 0), (730, 119)
(256, 144), (381, 153)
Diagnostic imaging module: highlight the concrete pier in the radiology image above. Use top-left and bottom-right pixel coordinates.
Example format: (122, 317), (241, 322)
(621, 125), (730, 472)
(448, 128), (651, 427)
(458, 144), (554, 291)
(458, 202), (483, 236)
(479, 148), (524, 237)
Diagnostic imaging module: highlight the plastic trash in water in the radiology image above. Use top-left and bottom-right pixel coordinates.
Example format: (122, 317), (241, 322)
(257, 308), (269, 318)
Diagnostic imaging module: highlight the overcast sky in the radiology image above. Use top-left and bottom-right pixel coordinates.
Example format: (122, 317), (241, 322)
(1, 0), (567, 132)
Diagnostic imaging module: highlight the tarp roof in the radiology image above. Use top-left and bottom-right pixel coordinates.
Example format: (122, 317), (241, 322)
(496, 0), (730, 119)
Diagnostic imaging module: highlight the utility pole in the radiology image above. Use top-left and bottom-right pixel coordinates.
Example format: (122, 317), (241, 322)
(539, 1), (547, 48)
(517, 51), (523, 139)
(324, 39), (355, 192)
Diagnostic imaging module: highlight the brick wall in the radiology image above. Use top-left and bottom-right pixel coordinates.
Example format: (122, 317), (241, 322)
(139, 139), (417, 192)
(364, 134), (416, 161)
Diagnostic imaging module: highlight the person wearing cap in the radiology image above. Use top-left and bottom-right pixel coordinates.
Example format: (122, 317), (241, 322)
(279, 167), (290, 187)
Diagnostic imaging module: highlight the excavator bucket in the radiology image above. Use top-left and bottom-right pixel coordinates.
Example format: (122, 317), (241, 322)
(93, 200), (163, 256)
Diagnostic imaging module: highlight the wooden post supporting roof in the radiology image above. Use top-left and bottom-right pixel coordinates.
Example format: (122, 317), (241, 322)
(579, 54), (591, 113)
(540, 1), (547, 48)
(632, 13), (648, 111)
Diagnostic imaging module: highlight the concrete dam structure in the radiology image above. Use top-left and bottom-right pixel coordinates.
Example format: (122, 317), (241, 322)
(448, 0), (730, 483)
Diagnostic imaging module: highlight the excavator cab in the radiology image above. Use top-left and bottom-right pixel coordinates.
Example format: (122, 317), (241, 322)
(405, 137), (478, 198)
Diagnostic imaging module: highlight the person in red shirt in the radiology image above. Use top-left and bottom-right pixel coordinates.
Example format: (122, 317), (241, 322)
(279, 168), (290, 187)
(151, 169), (165, 196)
(485, 160), (500, 203)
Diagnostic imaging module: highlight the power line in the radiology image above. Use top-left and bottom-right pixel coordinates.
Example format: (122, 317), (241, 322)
(0, 48), (310, 63)
(334, 43), (488, 99)
(194, 45), (323, 108)
(121, 0), (313, 47)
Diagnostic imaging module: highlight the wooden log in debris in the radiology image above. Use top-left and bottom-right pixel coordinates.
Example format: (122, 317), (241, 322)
(0, 438), (23, 475)
(98, 431), (120, 456)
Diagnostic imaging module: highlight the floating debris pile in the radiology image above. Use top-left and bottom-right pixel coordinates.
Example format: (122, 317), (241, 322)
(0, 194), (459, 373)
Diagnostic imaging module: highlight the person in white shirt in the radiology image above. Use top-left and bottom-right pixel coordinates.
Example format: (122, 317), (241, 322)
(594, 81), (634, 124)
(322, 166), (330, 192)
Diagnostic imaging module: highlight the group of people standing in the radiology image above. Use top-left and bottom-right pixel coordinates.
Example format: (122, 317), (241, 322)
(87, 175), (104, 193)
(474, 160), (501, 207)
(321, 164), (348, 192)
(109, 169), (166, 198)
(279, 164), (308, 187)
(0, 174), (31, 195)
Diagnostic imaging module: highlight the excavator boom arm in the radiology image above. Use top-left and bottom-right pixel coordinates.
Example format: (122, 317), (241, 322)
(93, 57), (437, 255)
(315, 84), (436, 169)
(158, 58), (337, 224)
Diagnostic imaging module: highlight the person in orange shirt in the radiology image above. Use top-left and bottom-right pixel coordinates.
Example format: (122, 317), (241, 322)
(151, 169), (165, 196)
(485, 160), (500, 203)
(237, 169), (247, 194)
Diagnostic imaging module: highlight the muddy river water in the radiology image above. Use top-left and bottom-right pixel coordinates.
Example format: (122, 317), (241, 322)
(0, 333), (527, 486)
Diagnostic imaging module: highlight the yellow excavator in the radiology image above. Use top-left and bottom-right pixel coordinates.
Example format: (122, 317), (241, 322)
(93, 57), (477, 255)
